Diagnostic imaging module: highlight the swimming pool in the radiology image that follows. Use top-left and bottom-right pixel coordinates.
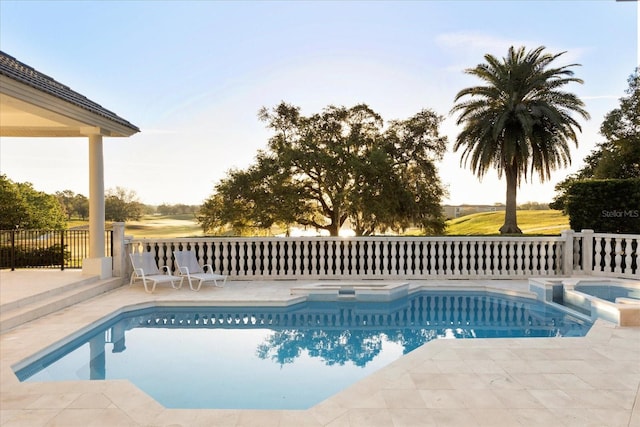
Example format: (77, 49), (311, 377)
(14, 290), (592, 410)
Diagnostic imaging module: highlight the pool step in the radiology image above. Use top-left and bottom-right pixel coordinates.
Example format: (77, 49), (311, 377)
(0, 276), (123, 334)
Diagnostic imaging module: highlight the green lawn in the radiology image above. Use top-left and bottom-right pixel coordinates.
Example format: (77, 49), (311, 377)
(67, 215), (203, 238)
(445, 210), (570, 235)
(124, 215), (204, 238)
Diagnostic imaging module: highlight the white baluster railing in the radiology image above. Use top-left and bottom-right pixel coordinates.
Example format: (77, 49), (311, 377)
(124, 232), (639, 280)
(572, 231), (639, 279)
(127, 235), (581, 280)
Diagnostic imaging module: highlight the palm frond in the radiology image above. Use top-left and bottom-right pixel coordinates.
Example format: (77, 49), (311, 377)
(450, 45), (589, 183)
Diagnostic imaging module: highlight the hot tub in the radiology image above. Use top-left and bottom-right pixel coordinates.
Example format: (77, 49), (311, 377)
(529, 278), (640, 326)
(573, 282), (640, 302)
(290, 281), (410, 301)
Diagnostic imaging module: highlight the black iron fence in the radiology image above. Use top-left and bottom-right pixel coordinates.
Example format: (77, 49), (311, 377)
(0, 229), (113, 270)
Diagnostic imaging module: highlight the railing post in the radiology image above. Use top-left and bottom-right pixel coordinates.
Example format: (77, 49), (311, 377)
(581, 229), (594, 276)
(10, 230), (15, 271)
(111, 222), (126, 279)
(561, 230), (573, 276)
(60, 230), (65, 271)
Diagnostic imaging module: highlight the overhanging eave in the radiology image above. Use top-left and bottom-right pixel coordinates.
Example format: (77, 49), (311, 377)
(0, 75), (139, 138)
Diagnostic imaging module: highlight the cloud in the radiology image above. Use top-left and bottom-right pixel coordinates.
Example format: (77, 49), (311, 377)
(436, 31), (526, 55)
(436, 31), (589, 68)
(136, 128), (180, 135)
(580, 95), (620, 101)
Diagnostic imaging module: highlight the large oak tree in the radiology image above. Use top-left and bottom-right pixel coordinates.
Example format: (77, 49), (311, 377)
(198, 103), (447, 236)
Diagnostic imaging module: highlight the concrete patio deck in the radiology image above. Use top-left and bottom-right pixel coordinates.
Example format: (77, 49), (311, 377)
(0, 270), (639, 426)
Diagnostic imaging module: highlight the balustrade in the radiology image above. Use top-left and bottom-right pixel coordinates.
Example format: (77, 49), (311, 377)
(129, 236), (569, 279)
(125, 232), (639, 280)
(587, 233), (638, 277)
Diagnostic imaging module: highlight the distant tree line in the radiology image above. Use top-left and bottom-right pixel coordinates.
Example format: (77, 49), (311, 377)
(0, 175), (200, 229)
(518, 202), (549, 210)
(157, 203), (199, 215)
(55, 190), (89, 220)
(104, 187), (144, 222)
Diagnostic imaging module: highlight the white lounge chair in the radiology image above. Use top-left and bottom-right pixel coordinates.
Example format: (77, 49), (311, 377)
(129, 252), (182, 293)
(173, 250), (227, 291)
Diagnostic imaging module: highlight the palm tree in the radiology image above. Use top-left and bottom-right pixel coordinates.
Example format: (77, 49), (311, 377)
(451, 46), (590, 234)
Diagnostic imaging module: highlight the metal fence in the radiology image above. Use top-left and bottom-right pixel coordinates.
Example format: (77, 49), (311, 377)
(0, 229), (113, 270)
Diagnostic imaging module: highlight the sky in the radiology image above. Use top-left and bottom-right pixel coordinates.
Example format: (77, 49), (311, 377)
(0, 0), (638, 207)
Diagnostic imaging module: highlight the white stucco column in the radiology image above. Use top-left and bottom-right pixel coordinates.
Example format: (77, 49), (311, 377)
(89, 133), (105, 258)
(83, 132), (112, 278)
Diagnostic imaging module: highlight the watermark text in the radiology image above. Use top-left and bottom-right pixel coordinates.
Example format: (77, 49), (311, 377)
(601, 209), (639, 218)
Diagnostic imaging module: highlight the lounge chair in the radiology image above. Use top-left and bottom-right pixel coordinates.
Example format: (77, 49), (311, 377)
(173, 250), (227, 291)
(129, 252), (182, 293)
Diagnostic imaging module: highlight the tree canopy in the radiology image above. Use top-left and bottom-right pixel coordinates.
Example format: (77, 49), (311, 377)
(0, 175), (67, 229)
(594, 68), (640, 179)
(105, 187), (144, 222)
(198, 102), (448, 236)
(551, 68), (640, 211)
(451, 46), (589, 234)
(56, 190), (89, 220)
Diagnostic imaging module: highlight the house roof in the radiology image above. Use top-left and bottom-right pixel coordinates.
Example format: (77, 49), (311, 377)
(0, 51), (140, 136)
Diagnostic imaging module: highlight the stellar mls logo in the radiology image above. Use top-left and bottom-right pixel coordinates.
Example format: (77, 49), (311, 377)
(601, 209), (640, 218)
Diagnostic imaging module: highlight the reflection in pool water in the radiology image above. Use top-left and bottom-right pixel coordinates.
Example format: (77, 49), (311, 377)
(15, 291), (592, 409)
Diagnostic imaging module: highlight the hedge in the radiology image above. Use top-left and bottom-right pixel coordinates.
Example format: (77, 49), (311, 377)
(0, 244), (70, 269)
(565, 178), (640, 233)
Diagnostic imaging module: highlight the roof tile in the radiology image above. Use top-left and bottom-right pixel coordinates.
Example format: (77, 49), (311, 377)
(0, 51), (139, 132)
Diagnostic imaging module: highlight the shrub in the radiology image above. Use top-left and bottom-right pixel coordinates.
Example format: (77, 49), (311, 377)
(0, 244), (70, 268)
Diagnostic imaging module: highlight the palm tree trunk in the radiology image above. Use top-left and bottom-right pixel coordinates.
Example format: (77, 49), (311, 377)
(499, 165), (522, 234)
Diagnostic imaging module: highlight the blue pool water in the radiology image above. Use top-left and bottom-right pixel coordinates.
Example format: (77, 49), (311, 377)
(15, 291), (592, 410)
(574, 284), (640, 303)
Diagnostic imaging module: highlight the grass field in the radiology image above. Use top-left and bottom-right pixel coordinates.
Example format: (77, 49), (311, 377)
(124, 214), (204, 238)
(445, 210), (570, 235)
(68, 210), (570, 237)
(69, 215), (205, 238)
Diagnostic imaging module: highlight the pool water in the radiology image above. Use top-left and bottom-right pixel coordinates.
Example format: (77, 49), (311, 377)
(15, 291), (592, 410)
(574, 284), (640, 303)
